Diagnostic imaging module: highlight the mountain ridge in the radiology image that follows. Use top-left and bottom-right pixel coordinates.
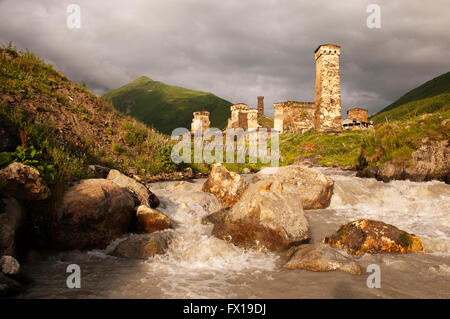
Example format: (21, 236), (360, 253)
(102, 76), (232, 134)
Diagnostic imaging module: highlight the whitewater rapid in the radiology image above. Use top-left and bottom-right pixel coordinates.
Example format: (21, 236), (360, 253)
(18, 169), (450, 298)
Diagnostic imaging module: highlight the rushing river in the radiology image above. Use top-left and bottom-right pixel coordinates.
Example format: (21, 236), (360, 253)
(17, 169), (450, 298)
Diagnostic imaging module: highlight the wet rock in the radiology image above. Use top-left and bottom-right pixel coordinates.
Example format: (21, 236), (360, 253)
(109, 232), (172, 259)
(0, 197), (25, 256)
(323, 219), (424, 255)
(136, 205), (171, 233)
(171, 190), (222, 214)
(357, 140), (449, 183)
(0, 162), (51, 201)
(202, 164), (249, 207)
(201, 207), (230, 225)
(407, 139), (449, 183)
(283, 243), (362, 275)
(107, 169), (160, 208)
(87, 164), (111, 178)
(50, 179), (135, 250)
(212, 180), (310, 251)
(252, 165), (334, 209)
(0, 255), (20, 275)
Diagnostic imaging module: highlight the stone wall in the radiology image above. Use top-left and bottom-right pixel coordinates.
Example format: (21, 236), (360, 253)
(273, 101), (315, 133)
(314, 44), (342, 133)
(347, 108), (368, 123)
(247, 109), (259, 130)
(190, 110), (210, 134)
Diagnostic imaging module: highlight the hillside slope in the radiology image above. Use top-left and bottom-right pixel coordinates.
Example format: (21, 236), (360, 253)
(0, 45), (183, 190)
(102, 76), (232, 134)
(371, 71), (450, 123)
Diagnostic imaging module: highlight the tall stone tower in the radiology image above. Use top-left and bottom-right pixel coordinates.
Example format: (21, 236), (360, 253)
(257, 96), (264, 117)
(314, 44), (342, 133)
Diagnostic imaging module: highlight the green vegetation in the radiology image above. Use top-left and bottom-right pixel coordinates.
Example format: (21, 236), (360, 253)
(102, 76), (232, 134)
(359, 110), (449, 169)
(257, 115), (274, 128)
(0, 145), (56, 184)
(0, 44), (190, 189)
(371, 71), (450, 123)
(279, 129), (369, 168)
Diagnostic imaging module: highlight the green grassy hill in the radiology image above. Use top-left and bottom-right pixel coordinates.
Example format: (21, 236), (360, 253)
(371, 71), (450, 123)
(102, 76), (232, 134)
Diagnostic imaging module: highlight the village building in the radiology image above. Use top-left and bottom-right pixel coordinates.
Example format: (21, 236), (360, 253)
(190, 110), (210, 134)
(342, 108), (373, 130)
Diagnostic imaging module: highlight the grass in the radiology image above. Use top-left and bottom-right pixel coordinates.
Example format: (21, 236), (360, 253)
(371, 93), (449, 124)
(279, 129), (370, 168)
(0, 44), (196, 186)
(371, 71), (450, 123)
(102, 76), (232, 134)
(359, 110), (450, 169)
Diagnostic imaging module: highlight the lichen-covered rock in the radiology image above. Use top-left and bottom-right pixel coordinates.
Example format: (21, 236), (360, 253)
(0, 255), (20, 275)
(107, 169), (160, 208)
(202, 164), (249, 207)
(283, 243), (362, 275)
(252, 165), (334, 209)
(0, 197), (25, 257)
(50, 179), (135, 250)
(323, 219), (424, 255)
(0, 162), (51, 201)
(109, 232), (172, 259)
(136, 205), (171, 233)
(212, 180), (310, 251)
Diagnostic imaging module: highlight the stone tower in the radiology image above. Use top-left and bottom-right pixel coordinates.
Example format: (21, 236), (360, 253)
(314, 44), (342, 133)
(257, 96), (264, 117)
(190, 111), (210, 134)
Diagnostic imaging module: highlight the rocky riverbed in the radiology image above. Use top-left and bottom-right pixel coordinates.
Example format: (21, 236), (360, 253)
(13, 168), (450, 298)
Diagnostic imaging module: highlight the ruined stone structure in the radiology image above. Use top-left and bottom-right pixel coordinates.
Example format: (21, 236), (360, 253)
(274, 101), (316, 133)
(190, 110), (210, 134)
(274, 44), (342, 134)
(226, 102), (261, 131)
(257, 96), (264, 117)
(247, 109), (259, 130)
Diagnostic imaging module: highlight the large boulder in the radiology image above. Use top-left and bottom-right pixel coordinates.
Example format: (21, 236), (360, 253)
(50, 179), (135, 250)
(107, 169), (159, 208)
(252, 165), (334, 209)
(202, 164), (249, 207)
(0, 255), (20, 275)
(0, 197), (25, 256)
(136, 205), (171, 233)
(0, 162), (51, 201)
(109, 232), (172, 259)
(283, 243), (362, 275)
(212, 180), (311, 251)
(323, 219), (424, 255)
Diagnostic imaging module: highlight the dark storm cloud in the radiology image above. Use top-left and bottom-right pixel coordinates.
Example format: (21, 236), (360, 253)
(1, 0), (449, 116)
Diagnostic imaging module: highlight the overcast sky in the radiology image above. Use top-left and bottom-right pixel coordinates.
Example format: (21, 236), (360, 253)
(1, 0), (449, 116)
